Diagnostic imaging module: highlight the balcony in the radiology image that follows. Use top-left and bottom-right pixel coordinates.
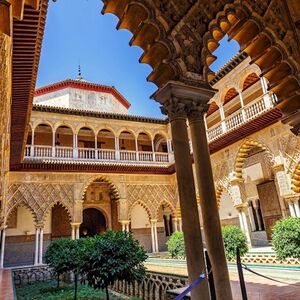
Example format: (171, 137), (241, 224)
(24, 146), (173, 165)
(206, 94), (275, 142)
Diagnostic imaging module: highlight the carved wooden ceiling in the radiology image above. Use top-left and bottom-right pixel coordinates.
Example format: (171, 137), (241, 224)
(102, 0), (300, 131)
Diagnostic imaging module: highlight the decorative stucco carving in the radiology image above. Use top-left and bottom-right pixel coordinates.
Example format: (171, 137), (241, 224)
(126, 184), (178, 219)
(5, 183), (74, 225)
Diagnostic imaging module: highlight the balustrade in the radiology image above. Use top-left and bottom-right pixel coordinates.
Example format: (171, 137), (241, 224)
(78, 148), (96, 160)
(138, 151), (153, 162)
(55, 146), (73, 159)
(206, 95), (273, 142)
(33, 145), (52, 158)
(120, 150), (137, 161)
(97, 149), (116, 161)
(155, 152), (169, 162)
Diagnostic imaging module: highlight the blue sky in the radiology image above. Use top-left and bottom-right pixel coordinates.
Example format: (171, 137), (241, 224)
(37, 0), (239, 117)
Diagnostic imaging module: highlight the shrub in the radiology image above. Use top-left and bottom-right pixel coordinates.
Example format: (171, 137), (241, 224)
(167, 231), (185, 259)
(272, 217), (300, 260)
(45, 238), (83, 299)
(221, 225), (248, 260)
(80, 231), (147, 300)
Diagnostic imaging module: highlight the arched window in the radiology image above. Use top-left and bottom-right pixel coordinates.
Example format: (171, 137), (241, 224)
(77, 127), (95, 149)
(241, 73), (262, 106)
(137, 132), (152, 152)
(153, 134), (168, 153)
(223, 88), (241, 117)
(97, 129), (115, 150)
(55, 126), (73, 147)
(34, 123), (52, 146)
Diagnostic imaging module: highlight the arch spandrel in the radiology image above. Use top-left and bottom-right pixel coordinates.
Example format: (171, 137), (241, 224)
(234, 139), (275, 179)
(5, 183), (74, 226)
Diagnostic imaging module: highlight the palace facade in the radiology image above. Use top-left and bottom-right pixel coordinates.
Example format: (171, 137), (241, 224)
(0, 53), (299, 267)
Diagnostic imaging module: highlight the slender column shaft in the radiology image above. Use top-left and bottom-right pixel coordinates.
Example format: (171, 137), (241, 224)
(170, 116), (210, 299)
(289, 202), (296, 217)
(247, 204), (255, 231)
(189, 112), (233, 300)
(71, 225), (76, 240)
(294, 200), (300, 217)
(52, 131), (56, 157)
(75, 225), (80, 239)
(39, 228), (44, 264)
(178, 218), (182, 232)
(115, 137), (120, 160)
(0, 229), (6, 268)
(34, 228), (40, 265)
(240, 209), (251, 243)
(150, 222), (155, 253)
(173, 218), (178, 232)
(154, 222), (158, 252)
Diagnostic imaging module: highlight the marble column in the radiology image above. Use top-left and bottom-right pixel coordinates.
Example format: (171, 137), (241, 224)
(75, 225), (80, 239)
(294, 199), (300, 217)
(153, 83), (210, 300)
(34, 227), (40, 265)
(125, 221), (130, 232)
(237, 206), (250, 243)
(150, 221), (156, 253)
(0, 228), (6, 268)
(154, 221), (158, 252)
(71, 223), (76, 240)
(178, 218), (182, 232)
(115, 137), (120, 160)
(31, 129), (35, 156)
(188, 103), (233, 300)
(39, 227), (44, 264)
(52, 131), (56, 157)
(173, 217), (178, 232)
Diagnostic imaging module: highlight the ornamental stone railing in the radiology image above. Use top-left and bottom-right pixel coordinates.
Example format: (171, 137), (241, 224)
(111, 271), (188, 300)
(12, 266), (189, 300)
(24, 145), (173, 165)
(207, 95), (274, 142)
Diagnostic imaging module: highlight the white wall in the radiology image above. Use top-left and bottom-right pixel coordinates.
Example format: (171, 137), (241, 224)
(6, 206), (52, 236)
(34, 87), (128, 114)
(131, 204), (150, 229)
(219, 190), (238, 220)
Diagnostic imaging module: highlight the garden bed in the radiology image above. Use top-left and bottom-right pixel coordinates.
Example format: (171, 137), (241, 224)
(15, 281), (134, 300)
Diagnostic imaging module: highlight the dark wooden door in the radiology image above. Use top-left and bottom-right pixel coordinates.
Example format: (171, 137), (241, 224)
(257, 180), (282, 240)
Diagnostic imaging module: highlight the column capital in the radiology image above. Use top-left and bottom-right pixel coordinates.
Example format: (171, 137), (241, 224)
(75, 200), (84, 205)
(272, 163), (285, 173)
(150, 219), (158, 224)
(230, 176), (245, 186)
(35, 223), (44, 229)
(151, 81), (215, 121)
(70, 222), (81, 226)
(283, 193), (300, 203)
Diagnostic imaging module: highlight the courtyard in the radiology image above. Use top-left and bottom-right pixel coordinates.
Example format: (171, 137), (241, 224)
(1, 0), (300, 299)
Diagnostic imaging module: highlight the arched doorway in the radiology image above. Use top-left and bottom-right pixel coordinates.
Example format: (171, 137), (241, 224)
(80, 208), (107, 237)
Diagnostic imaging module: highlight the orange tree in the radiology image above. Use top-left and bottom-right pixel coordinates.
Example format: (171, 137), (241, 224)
(80, 231), (147, 300)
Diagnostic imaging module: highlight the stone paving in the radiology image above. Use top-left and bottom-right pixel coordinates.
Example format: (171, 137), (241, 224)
(0, 269), (14, 300)
(146, 262), (300, 300)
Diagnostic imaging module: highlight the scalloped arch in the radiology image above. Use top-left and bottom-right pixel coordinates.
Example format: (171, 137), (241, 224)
(80, 175), (120, 201)
(234, 139), (274, 178)
(128, 200), (152, 221)
(155, 200), (176, 219)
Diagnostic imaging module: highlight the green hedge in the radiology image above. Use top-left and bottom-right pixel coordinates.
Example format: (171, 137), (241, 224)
(167, 231), (185, 259)
(221, 225), (248, 260)
(272, 217), (300, 260)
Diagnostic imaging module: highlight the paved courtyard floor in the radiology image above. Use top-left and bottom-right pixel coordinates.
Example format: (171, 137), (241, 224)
(0, 269), (14, 300)
(146, 259), (300, 300)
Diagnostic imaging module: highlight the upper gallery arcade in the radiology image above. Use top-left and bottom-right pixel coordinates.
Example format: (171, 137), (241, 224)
(0, 1), (300, 300)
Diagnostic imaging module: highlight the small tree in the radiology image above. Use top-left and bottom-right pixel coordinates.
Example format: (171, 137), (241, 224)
(167, 231), (185, 259)
(45, 238), (83, 300)
(221, 225), (248, 260)
(272, 217), (300, 260)
(80, 231), (147, 300)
